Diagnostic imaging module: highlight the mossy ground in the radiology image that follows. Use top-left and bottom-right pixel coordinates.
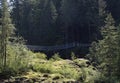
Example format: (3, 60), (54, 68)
(0, 53), (101, 83)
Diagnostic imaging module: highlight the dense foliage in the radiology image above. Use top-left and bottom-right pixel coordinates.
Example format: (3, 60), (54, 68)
(0, 0), (120, 83)
(10, 0), (100, 45)
(9, 0), (120, 46)
(87, 14), (120, 82)
(8, 0), (120, 56)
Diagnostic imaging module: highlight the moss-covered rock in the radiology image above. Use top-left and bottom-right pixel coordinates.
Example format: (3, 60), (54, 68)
(0, 58), (101, 83)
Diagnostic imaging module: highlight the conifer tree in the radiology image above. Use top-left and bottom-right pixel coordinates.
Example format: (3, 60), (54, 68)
(1, 0), (15, 68)
(88, 14), (120, 82)
(35, 0), (58, 45)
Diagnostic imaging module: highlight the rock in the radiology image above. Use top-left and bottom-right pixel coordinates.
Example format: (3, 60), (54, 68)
(52, 76), (60, 80)
(43, 74), (49, 78)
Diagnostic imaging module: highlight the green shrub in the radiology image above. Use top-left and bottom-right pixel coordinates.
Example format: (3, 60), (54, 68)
(0, 43), (34, 78)
(71, 52), (77, 60)
(0, 38), (62, 78)
(73, 58), (90, 67)
(57, 66), (81, 80)
(50, 53), (62, 61)
(34, 52), (47, 59)
(32, 62), (55, 74)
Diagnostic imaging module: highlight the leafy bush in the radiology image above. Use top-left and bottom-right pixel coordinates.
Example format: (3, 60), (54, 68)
(71, 52), (77, 60)
(32, 62), (55, 74)
(0, 42), (34, 78)
(50, 53), (62, 61)
(57, 65), (80, 80)
(7, 44), (30, 72)
(1, 37), (51, 76)
(74, 58), (90, 67)
(34, 52), (47, 59)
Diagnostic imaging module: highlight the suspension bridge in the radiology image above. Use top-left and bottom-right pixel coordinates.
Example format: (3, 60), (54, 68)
(26, 42), (90, 51)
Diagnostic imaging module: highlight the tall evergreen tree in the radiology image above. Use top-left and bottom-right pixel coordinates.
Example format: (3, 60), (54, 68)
(0, 0), (15, 67)
(88, 14), (120, 82)
(32, 0), (58, 45)
(11, 0), (31, 38)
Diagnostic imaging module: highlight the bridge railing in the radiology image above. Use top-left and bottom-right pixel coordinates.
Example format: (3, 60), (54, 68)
(26, 42), (90, 51)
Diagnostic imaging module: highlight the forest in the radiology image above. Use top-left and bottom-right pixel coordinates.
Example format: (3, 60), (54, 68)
(0, 0), (120, 83)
